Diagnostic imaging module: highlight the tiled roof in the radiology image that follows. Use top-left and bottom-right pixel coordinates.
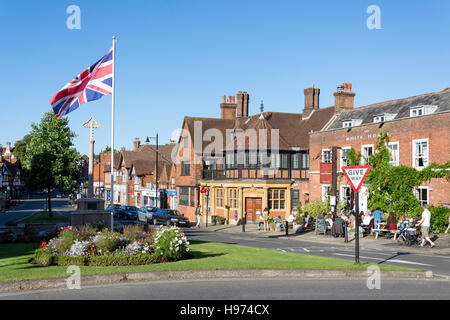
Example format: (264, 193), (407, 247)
(223, 107), (336, 151)
(326, 88), (450, 131)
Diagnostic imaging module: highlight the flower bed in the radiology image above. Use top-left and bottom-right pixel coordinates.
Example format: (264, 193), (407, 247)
(31, 225), (191, 267)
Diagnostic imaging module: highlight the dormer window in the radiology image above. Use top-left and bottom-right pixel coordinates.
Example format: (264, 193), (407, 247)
(410, 107), (423, 117)
(374, 113), (396, 123)
(342, 119), (362, 128)
(373, 115), (385, 123)
(410, 105), (437, 117)
(343, 121), (353, 128)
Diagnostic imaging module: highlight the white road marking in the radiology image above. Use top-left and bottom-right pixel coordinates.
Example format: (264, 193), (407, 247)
(332, 253), (433, 267)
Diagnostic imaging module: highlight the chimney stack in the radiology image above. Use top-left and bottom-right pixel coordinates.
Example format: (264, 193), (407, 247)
(133, 137), (141, 151)
(302, 84), (320, 118)
(236, 91), (249, 117)
(334, 82), (355, 114)
(220, 94), (237, 119)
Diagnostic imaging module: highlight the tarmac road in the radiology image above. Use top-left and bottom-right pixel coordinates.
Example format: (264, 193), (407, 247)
(0, 278), (449, 300)
(184, 229), (450, 278)
(0, 196), (73, 226)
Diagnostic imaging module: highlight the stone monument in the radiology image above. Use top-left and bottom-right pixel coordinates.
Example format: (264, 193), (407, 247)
(70, 117), (112, 229)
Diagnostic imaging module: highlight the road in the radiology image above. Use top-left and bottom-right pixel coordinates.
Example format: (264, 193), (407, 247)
(184, 229), (450, 278)
(0, 196), (73, 225)
(1, 278), (449, 300)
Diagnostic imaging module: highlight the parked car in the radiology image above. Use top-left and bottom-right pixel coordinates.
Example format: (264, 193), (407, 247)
(105, 204), (121, 218)
(151, 209), (190, 227)
(138, 206), (159, 223)
(118, 205), (138, 220)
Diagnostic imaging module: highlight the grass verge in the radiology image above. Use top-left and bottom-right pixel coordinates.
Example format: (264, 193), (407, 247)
(18, 211), (69, 224)
(0, 240), (418, 283)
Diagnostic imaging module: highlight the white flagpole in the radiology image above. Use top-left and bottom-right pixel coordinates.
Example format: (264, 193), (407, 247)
(110, 36), (116, 231)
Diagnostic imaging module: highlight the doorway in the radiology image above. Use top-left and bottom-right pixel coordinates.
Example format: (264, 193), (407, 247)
(245, 197), (262, 222)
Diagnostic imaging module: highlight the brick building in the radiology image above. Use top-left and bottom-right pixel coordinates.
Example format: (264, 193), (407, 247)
(172, 88), (337, 224)
(309, 87), (450, 211)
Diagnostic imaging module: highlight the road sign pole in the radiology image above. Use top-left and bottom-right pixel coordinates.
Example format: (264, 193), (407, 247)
(355, 190), (360, 264)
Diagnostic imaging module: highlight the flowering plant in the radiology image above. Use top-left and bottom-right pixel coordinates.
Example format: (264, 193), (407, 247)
(153, 226), (190, 260)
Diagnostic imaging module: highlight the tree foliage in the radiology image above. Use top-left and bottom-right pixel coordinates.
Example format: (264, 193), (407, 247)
(366, 131), (450, 218)
(23, 111), (81, 218)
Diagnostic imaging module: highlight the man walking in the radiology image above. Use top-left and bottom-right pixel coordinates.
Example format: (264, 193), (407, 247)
(195, 204), (202, 228)
(372, 207), (383, 238)
(416, 204), (435, 248)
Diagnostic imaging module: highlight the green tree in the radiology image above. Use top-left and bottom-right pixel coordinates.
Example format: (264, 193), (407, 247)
(23, 111), (81, 218)
(12, 133), (33, 164)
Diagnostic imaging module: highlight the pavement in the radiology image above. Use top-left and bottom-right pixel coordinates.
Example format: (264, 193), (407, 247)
(194, 222), (450, 256)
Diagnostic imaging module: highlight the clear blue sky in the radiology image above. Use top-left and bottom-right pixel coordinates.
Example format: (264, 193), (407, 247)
(1, 0), (449, 156)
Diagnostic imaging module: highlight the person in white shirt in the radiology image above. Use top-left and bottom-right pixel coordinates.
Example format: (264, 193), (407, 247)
(416, 204), (435, 248)
(362, 212), (373, 226)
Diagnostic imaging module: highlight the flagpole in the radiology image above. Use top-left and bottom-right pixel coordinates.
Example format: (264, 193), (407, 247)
(110, 36), (116, 231)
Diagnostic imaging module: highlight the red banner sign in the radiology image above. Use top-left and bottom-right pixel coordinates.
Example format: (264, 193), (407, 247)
(320, 162), (333, 184)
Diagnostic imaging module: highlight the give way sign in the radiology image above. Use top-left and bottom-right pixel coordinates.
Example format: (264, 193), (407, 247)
(342, 166), (371, 193)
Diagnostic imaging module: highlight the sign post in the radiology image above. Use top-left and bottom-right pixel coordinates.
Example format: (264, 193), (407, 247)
(342, 165), (371, 264)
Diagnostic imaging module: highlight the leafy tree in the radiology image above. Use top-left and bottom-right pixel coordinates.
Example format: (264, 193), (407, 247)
(23, 111), (81, 218)
(12, 134), (33, 164)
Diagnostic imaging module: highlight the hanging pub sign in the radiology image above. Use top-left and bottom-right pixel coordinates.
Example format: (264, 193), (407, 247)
(320, 162), (333, 184)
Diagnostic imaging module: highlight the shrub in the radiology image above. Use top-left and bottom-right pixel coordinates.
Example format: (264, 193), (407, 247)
(122, 224), (145, 241)
(303, 201), (329, 218)
(430, 205), (450, 234)
(54, 255), (86, 266)
(34, 248), (53, 266)
(295, 215), (305, 225)
(153, 226), (190, 261)
(95, 230), (119, 254)
(58, 228), (79, 250)
(88, 253), (158, 266)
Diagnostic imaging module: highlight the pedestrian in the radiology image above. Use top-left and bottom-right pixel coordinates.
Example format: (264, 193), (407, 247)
(416, 204), (435, 248)
(386, 211), (397, 239)
(258, 212), (264, 230)
(195, 204), (202, 228)
(262, 208), (269, 231)
(372, 207), (383, 238)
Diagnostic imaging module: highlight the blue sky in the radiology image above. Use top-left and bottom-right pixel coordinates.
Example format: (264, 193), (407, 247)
(1, 0), (449, 156)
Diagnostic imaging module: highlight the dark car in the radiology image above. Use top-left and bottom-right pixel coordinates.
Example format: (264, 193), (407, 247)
(105, 204), (121, 218)
(118, 205), (138, 220)
(152, 209), (190, 227)
(138, 206), (159, 223)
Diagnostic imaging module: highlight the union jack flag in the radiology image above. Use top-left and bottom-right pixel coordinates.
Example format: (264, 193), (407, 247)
(51, 47), (113, 118)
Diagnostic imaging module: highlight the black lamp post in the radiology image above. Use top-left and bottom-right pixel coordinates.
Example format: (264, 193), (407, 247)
(146, 134), (159, 207)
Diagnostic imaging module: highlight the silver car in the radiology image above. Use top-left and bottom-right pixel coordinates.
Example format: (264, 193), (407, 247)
(138, 206), (159, 224)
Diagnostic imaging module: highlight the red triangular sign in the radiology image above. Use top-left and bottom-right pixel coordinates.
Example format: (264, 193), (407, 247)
(342, 166), (371, 193)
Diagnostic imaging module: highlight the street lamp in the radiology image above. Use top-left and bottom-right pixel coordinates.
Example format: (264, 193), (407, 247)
(146, 134), (159, 207)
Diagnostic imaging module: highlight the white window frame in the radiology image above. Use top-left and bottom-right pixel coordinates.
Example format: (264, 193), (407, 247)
(340, 146), (351, 170)
(373, 115), (385, 123)
(388, 142), (399, 166)
(321, 184), (331, 202)
(361, 144), (374, 165)
(343, 121), (353, 128)
(412, 138), (429, 169)
(340, 185), (351, 203)
(322, 148), (332, 163)
(414, 186), (429, 206)
(410, 107), (424, 117)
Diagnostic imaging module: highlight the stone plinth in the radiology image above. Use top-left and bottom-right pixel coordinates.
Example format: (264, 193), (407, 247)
(70, 198), (112, 229)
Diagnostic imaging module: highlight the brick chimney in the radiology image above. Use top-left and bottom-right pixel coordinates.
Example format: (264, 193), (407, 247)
(236, 91), (249, 117)
(302, 84), (320, 118)
(334, 82), (355, 114)
(220, 95), (237, 119)
(133, 137), (141, 151)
